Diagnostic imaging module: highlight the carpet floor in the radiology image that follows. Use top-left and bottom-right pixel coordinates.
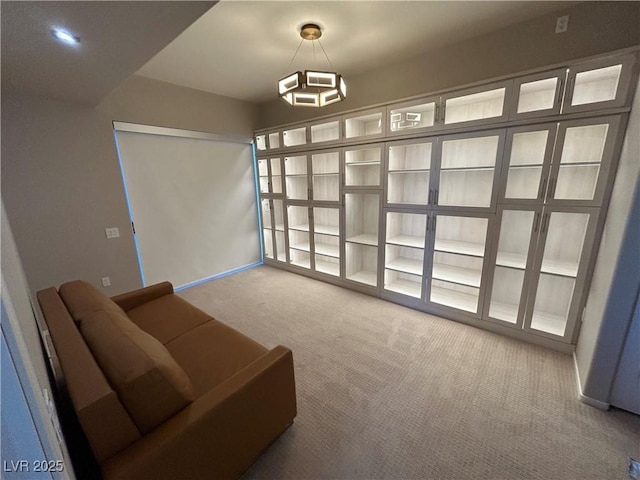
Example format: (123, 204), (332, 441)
(179, 265), (639, 480)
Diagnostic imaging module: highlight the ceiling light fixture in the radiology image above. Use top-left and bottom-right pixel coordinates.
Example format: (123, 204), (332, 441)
(52, 28), (80, 45)
(278, 23), (346, 107)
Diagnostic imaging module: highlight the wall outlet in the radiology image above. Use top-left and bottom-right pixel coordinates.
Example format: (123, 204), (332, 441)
(555, 15), (569, 34)
(105, 227), (120, 239)
(101, 276), (111, 287)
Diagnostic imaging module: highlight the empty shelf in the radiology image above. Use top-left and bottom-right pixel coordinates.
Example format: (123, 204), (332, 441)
(289, 223), (310, 232)
(290, 242), (311, 252)
(496, 251), (527, 269)
(432, 263), (481, 288)
(346, 233), (378, 246)
(385, 278), (422, 298)
(387, 235), (425, 248)
(315, 243), (340, 258)
(386, 257), (423, 275)
(430, 285), (478, 313)
(541, 259), (579, 277)
(530, 311), (566, 337)
(275, 223), (285, 232)
(315, 259), (340, 276)
(314, 224), (340, 236)
(290, 258), (310, 269)
(346, 161), (380, 167)
(347, 270), (377, 286)
(489, 301), (519, 323)
(434, 239), (485, 257)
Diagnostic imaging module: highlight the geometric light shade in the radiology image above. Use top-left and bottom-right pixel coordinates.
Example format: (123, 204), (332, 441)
(279, 70), (347, 107)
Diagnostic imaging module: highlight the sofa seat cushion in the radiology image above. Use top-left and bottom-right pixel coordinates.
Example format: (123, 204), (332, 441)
(126, 294), (212, 344)
(165, 320), (268, 396)
(80, 308), (196, 434)
(59, 280), (126, 323)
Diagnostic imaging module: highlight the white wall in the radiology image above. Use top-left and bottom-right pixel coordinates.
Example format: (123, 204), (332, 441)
(574, 77), (640, 405)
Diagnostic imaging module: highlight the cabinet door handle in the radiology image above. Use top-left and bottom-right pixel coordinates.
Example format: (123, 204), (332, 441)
(566, 76), (576, 107)
(539, 176), (548, 200)
(426, 215), (430, 232)
(549, 177), (556, 199)
(428, 189), (433, 205)
(556, 78), (565, 106)
(435, 189), (439, 204)
(440, 104), (446, 123)
(541, 213), (549, 233)
(434, 104), (439, 124)
(432, 216), (437, 232)
(533, 212), (541, 233)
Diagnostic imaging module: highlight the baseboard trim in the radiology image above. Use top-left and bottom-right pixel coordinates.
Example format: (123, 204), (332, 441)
(572, 352), (610, 410)
(175, 261), (263, 292)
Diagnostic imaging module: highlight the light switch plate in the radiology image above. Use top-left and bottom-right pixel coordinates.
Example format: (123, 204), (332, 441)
(105, 227), (120, 239)
(101, 276), (111, 287)
(555, 15), (569, 33)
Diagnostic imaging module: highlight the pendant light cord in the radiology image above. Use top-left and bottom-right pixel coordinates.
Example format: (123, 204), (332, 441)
(317, 38), (336, 71)
(285, 38), (305, 72)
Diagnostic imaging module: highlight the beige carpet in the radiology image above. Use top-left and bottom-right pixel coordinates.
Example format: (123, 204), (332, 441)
(179, 265), (639, 480)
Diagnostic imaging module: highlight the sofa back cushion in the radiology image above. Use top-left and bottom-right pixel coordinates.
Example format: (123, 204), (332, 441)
(80, 308), (196, 433)
(59, 280), (126, 323)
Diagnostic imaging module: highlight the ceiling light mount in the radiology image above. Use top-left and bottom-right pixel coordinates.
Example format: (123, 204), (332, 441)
(278, 22), (346, 108)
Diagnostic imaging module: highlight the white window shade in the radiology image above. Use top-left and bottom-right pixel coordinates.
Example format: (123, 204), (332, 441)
(114, 126), (259, 289)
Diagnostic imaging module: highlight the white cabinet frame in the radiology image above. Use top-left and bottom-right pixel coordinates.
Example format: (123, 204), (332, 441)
(343, 107), (387, 141)
(497, 123), (557, 206)
(309, 117), (343, 146)
(522, 206), (600, 343)
(545, 115), (621, 207)
(509, 68), (567, 120)
(562, 53), (638, 114)
(386, 95), (441, 137)
(440, 80), (513, 129)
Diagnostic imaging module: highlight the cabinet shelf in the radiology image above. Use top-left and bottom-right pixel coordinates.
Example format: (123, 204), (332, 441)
(434, 239), (484, 257)
(386, 257), (423, 276)
(440, 166), (495, 172)
(314, 243), (340, 258)
(290, 258), (310, 269)
(347, 161), (380, 167)
(540, 258), (579, 278)
(289, 223), (310, 232)
(389, 168), (430, 174)
(530, 311), (566, 337)
(314, 224), (340, 236)
(346, 233), (378, 246)
(315, 258), (340, 276)
(432, 263), (481, 288)
(347, 270), (377, 286)
(430, 285), (478, 313)
(313, 172), (340, 177)
(290, 242), (311, 252)
(275, 223), (285, 232)
(387, 235), (425, 249)
(496, 251), (527, 269)
(385, 277), (422, 298)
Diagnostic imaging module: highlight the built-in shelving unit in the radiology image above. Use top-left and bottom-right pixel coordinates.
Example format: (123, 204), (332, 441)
(255, 50), (638, 350)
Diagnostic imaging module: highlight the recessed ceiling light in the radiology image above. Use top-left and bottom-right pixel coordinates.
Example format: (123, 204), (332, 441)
(52, 29), (80, 45)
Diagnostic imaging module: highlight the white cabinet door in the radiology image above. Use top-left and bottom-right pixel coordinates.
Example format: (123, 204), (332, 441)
(343, 107), (386, 141)
(261, 199), (275, 260)
(483, 206), (542, 327)
(310, 149), (341, 203)
(344, 192), (381, 288)
(312, 206), (342, 277)
(435, 129), (505, 211)
(563, 54), (638, 114)
(267, 131), (282, 151)
(385, 137), (436, 208)
(510, 68), (567, 120)
(272, 199), (287, 262)
(383, 211), (428, 299)
(287, 205), (311, 270)
(344, 144), (383, 189)
(441, 81), (512, 128)
(284, 154), (310, 201)
(499, 124), (557, 205)
(523, 207), (599, 342)
(282, 125), (308, 148)
(546, 116), (621, 206)
(387, 96), (440, 136)
(425, 212), (491, 316)
(309, 118), (342, 146)
(257, 157), (284, 196)
(255, 134), (268, 153)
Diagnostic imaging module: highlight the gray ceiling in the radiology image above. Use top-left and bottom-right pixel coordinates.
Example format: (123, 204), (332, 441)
(2, 1), (580, 106)
(1, 1), (215, 105)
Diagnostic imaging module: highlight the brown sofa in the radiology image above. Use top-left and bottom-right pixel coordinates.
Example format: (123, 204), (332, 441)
(37, 280), (297, 480)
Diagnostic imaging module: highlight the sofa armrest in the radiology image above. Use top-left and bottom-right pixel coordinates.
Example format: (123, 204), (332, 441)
(101, 346), (297, 480)
(111, 282), (174, 311)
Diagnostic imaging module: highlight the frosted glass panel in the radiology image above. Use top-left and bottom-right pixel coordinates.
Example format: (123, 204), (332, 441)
(489, 267), (525, 323)
(389, 102), (436, 132)
(530, 274), (574, 336)
(283, 127), (307, 147)
(517, 77), (558, 113)
(256, 135), (267, 151)
(311, 121), (339, 143)
(572, 64), (621, 106)
(445, 88), (505, 124)
(541, 212), (589, 278)
(346, 243), (377, 286)
(504, 130), (549, 200)
(554, 124), (608, 201)
(268, 132), (280, 149)
(440, 135), (498, 207)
